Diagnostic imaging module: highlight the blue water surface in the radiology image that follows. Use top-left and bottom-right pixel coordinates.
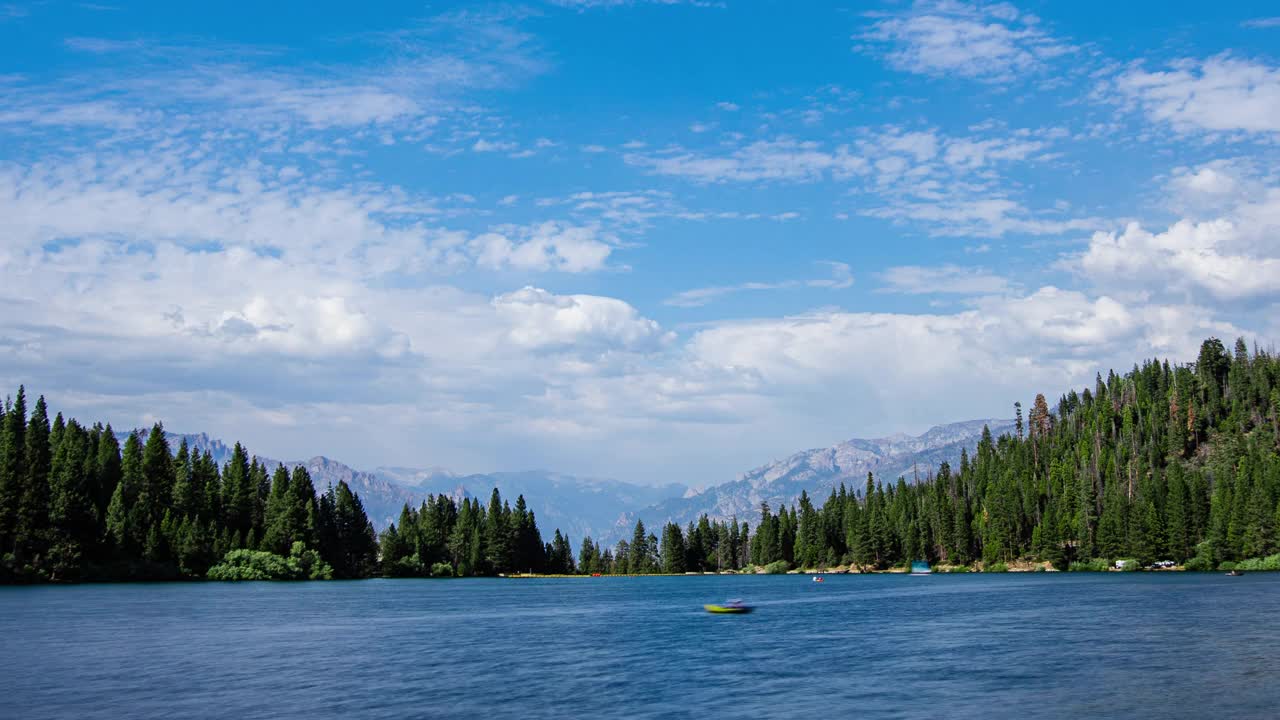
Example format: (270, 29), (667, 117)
(2, 573), (1277, 719)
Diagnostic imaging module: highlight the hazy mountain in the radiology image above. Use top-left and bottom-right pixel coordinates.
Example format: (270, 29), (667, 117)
(611, 418), (1016, 543)
(378, 468), (684, 547)
(150, 418), (1011, 544)
(152, 431), (683, 539)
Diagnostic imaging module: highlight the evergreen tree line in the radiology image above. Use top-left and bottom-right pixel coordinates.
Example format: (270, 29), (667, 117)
(566, 337), (1280, 574)
(728, 337), (1280, 571)
(572, 515), (752, 575)
(0, 391), (379, 582)
(5, 336), (1278, 580)
(376, 489), (576, 577)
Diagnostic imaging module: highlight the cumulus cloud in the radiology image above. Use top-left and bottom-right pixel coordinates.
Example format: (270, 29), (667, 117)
(470, 222), (615, 273)
(1080, 220), (1280, 301)
(1112, 55), (1280, 135)
(492, 286), (671, 350)
(858, 1), (1073, 83)
(1074, 161), (1280, 303)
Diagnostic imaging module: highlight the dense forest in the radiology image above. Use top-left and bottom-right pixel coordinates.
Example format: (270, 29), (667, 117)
(0, 401), (387, 582)
(573, 336), (1280, 573)
(4, 336), (1279, 582)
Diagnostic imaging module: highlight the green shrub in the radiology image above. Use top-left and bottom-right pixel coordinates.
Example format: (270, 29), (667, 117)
(430, 562), (455, 577)
(387, 554), (424, 577)
(985, 562), (1009, 573)
(941, 565), (971, 573)
(1236, 554), (1280, 571)
(1183, 555), (1213, 571)
(207, 542), (333, 581)
(762, 560), (790, 574)
(1218, 561), (1237, 572)
(1116, 558), (1141, 572)
(1068, 558), (1110, 572)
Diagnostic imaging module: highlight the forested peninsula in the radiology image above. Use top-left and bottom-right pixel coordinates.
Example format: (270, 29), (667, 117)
(2, 336), (1278, 583)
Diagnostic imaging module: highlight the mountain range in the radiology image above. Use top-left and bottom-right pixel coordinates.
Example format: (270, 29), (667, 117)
(151, 432), (681, 542)
(611, 418), (1017, 540)
(151, 417), (1013, 546)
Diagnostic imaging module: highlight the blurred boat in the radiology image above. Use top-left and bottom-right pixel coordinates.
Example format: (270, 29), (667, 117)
(909, 561), (932, 575)
(812, 576), (824, 583)
(704, 599), (753, 614)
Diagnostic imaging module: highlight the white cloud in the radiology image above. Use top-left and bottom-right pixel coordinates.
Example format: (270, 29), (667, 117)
(664, 262), (853, 307)
(473, 138), (519, 152)
(470, 222), (615, 273)
(64, 37), (146, 54)
(865, 195), (1100, 238)
(549, 0), (722, 9)
(716, 101), (739, 111)
(624, 125), (1085, 237)
(665, 281), (796, 308)
(859, 1), (1073, 83)
(626, 138), (868, 183)
(809, 261), (855, 289)
(1242, 17), (1280, 29)
(2, 11), (546, 138)
(1113, 55), (1280, 135)
(492, 287), (671, 351)
(0, 148), (622, 280)
(1074, 161), (1280, 303)
(1080, 220), (1280, 301)
(880, 264), (1010, 294)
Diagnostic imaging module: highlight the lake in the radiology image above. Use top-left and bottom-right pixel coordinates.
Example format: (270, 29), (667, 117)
(2, 573), (1277, 719)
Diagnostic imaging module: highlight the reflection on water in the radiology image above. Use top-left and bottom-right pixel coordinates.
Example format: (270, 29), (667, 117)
(2, 573), (1278, 719)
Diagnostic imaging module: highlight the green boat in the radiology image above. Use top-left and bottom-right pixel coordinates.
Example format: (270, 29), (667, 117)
(704, 599), (753, 614)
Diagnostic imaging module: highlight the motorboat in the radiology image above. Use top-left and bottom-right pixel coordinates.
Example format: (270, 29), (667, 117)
(704, 599), (753, 614)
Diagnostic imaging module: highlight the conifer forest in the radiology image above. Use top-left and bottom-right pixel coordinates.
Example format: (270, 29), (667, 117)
(2, 337), (1278, 583)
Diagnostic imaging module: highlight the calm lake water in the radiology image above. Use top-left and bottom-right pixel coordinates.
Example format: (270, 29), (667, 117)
(2, 573), (1278, 719)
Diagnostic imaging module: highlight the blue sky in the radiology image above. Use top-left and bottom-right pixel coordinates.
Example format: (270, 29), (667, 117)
(2, 0), (1279, 487)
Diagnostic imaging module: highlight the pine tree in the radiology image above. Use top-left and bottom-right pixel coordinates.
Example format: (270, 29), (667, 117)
(106, 432), (144, 559)
(47, 420), (95, 580)
(221, 443), (253, 544)
(94, 425), (122, 528)
(14, 395), (53, 572)
(139, 424), (173, 534)
(170, 440), (195, 519)
(630, 520), (650, 574)
(660, 522), (686, 574)
(260, 464), (293, 555)
(0, 387), (27, 559)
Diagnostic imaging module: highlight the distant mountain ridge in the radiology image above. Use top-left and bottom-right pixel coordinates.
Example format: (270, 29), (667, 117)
(144, 417), (1013, 546)
(611, 418), (1017, 542)
(145, 430), (682, 542)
